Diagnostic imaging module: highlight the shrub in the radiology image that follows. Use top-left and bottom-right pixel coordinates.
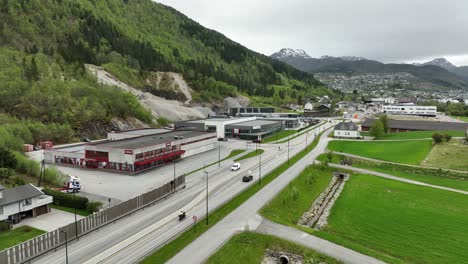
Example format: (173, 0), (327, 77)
(87, 201), (103, 213)
(43, 188), (89, 210)
(0, 220), (10, 232)
(432, 133), (443, 143)
(370, 120), (384, 138)
(0, 168), (14, 179)
(444, 134), (452, 142)
(13, 176), (27, 186)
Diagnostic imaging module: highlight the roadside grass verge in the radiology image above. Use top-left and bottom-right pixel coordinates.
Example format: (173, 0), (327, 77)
(50, 204), (91, 217)
(206, 232), (341, 264)
(327, 140), (432, 164)
(186, 149), (246, 175)
(141, 131), (325, 264)
(260, 165), (334, 227)
(262, 130), (296, 143)
(0, 226), (46, 251)
(317, 153), (468, 191)
(234, 149), (265, 162)
(423, 140), (468, 171)
(315, 174), (468, 264)
(450, 115), (468, 122)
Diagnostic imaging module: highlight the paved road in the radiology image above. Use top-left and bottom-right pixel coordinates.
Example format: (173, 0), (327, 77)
(168, 127), (371, 264)
(30, 122), (336, 264)
(332, 151), (468, 174)
(329, 163), (468, 195)
(256, 219), (386, 264)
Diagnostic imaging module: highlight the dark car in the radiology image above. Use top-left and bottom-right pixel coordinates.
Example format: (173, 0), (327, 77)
(82, 138), (91, 142)
(217, 137), (228, 142)
(252, 139), (262, 143)
(242, 175), (253, 182)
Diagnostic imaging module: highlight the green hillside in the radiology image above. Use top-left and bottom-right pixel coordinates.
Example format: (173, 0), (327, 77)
(0, 0), (330, 103)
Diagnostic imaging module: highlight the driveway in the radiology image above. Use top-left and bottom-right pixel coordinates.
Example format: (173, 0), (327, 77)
(15, 208), (85, 232)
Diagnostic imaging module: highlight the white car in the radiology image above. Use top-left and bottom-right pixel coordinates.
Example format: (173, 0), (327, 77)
(231, 163), (241, 171)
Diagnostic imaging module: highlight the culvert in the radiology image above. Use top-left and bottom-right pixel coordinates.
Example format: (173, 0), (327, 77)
(279, 255), (289, 264)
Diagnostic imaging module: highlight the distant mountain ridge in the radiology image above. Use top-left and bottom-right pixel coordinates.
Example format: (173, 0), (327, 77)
(271, 48), (468, 91)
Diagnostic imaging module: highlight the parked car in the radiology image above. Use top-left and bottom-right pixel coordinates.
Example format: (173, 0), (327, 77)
(242, 175), (253, 182)
(33, 145), (41, 151)
(231, 163), (241, 171)
(252, 139), (262, 143)
(82, 138), (91, 142)
(217, 137), (228, 142)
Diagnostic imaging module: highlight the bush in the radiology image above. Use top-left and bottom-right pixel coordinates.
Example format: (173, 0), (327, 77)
(432, 133), (443, 143)
(44, 166), (67, 186)
(444, 134), (452, 142)
(0, 220), (10, 232)
(13, 176), (27, 186)
(87, 201), (103, 213)
(370, 120), (384, 138)
(43, 188), (89, 210)
(0, 168), (14, 179)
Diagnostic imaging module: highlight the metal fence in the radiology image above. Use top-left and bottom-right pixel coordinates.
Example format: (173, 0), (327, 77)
(0, 175), (185, 264)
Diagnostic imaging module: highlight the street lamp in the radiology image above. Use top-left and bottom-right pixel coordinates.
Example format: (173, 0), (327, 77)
(61, 230), (69, 264)
(204, 165), (209, 225)
(73, 192), (78, 240)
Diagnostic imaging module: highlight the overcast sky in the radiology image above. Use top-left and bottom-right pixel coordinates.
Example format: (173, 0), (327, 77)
(157, 0), (468, 66)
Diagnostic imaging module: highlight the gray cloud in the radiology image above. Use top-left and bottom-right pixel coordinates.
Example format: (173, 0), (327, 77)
(157, 0), (468, 65)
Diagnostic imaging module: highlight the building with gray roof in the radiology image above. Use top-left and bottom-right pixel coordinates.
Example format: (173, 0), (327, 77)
(362, 119), (468, 132)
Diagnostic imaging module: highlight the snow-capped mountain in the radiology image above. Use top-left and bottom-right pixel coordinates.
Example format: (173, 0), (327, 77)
(420, 58), (457, 71)
(271, 48), (312, 59)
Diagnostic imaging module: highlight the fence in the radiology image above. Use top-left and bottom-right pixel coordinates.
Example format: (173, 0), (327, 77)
(0, 175), (185, 264)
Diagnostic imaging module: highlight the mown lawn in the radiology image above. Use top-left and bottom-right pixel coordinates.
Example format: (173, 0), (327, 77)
(327, 140), (432, 164)
(261, 165), (333, 227)
(50, 204), (91, 216)
(317, 153), (468, 191)
(316, 174), (468, 264)
(262, 130), (296, 143)
(234, 149), (264, 162)
(207, 232), (341, 264)
(0, 226), (45, 251)
(423, 140), (468, 171)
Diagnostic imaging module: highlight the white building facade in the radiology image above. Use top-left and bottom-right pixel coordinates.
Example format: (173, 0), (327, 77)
(382, 105), (437, 116)
(333, 122), (361, 138)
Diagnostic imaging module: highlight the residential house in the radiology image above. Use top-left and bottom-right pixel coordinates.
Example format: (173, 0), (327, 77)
(334, 121), (361, 138)
(0, 184), (53, 225)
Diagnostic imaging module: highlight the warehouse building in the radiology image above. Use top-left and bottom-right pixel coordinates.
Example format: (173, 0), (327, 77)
(362, 119), (468, 132)
(382, 105), (437, 117)
(45, 130), (217, 173)
(225, 120), (282, 140)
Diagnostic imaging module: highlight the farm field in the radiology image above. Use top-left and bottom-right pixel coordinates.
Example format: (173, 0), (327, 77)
(372, 130), (464, 140)
(317, 153), (468, 191)
(327, 140), (432, 164)
(261, 165), (333, 227)
(206, 232), (341, 264)
(316, 174), (468, 264)
(423, 140), (468, 171)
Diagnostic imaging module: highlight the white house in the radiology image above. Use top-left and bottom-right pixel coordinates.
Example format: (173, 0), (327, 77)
(304, 101), (314, 111)
(334, 121), (361, 138)
(0, 184), (53, 225)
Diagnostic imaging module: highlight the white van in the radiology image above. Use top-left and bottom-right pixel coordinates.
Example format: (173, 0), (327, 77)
(231, 163), (241, 171)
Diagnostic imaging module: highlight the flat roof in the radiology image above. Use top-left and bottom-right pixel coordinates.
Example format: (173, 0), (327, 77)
(112, 128), (170, 136)
(226, 119), (280, 127)
(90, 130), (212, 150)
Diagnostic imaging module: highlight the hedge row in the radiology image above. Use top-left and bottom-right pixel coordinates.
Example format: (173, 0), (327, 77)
(42, 188), (88, 210)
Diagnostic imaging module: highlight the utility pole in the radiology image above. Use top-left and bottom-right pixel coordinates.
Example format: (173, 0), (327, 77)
(61, 230), (69, 264)
(73, 192), (78, 240)
(173, 159), (176, 192)
(258, 146), (262, 185)
(218, 142), (220, 167)
(204, 164), (208, 225)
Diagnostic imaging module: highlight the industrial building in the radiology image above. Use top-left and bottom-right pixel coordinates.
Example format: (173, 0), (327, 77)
(237, 112), (302, 129)
(381, 105), (437, 116)
(45, 130), (217, 173)
(227, 107), (275, 116)
(175, 117), (283, 140)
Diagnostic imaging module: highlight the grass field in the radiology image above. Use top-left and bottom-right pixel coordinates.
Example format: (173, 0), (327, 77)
(370, 130), (464, 140)
(0, 226), (45, 251)
(206, 232), (341, 264)
(450, 115), (468, 122)
(262, 130), (296, 143)
(316, 174), (468, 264)
(50, 204), (91, 216)
(261, 165), (333, 227)
(234, 149), (265, 162)
(327, 140), (432, 164)
(423, 140), (468, 171)
(141, 132), (325, 264)
(317, 153), (468, 191)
